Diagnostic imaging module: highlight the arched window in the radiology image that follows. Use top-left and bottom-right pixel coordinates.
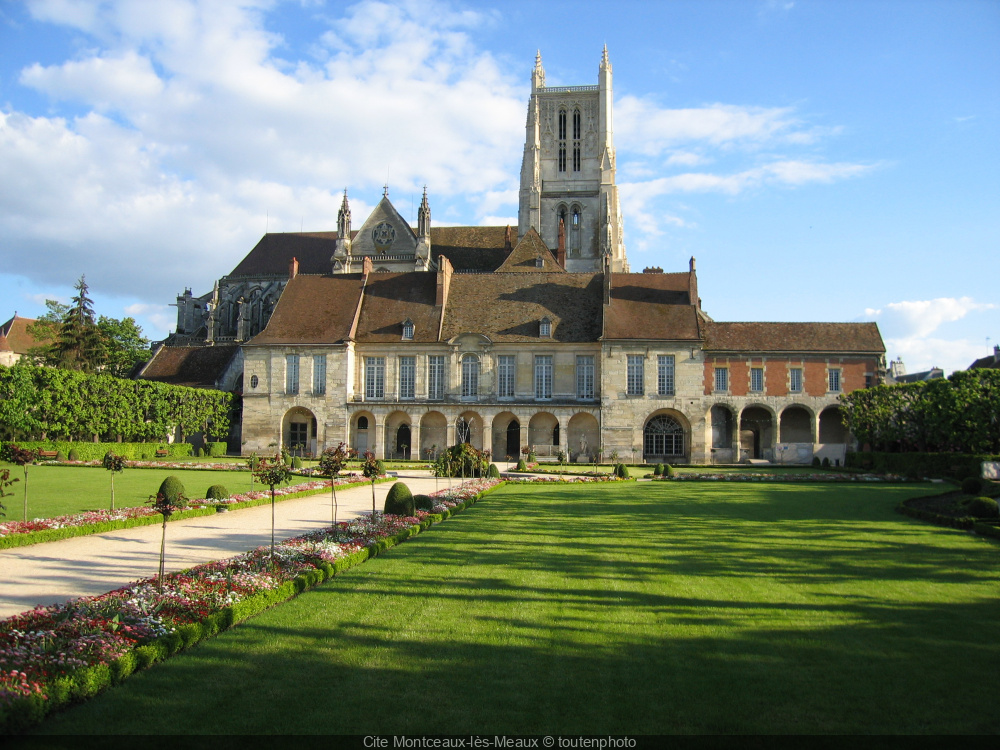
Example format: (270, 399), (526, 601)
(357, 416), (369, 430)
(644, 415), (685, 457)
(570, 205), (582, 255)
(572, 108), (581, 172)
(558, 109), (567, 172)
(539, 317), (552, 337)
(461, 354), (480, 400)
(402, 318), (414, 340)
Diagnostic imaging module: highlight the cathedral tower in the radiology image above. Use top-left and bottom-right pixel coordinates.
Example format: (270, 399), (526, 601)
(518, 48), (628, 272)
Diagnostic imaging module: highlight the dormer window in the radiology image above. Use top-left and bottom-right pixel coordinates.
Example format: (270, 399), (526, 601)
(535, 256), (544, 268)
(540, 317), (552, 337)
(402, 318), (414, 340)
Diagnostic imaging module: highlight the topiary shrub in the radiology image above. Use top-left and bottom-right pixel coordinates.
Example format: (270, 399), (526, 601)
(414, 494), (435, 511)
(614, 463), (629, 479)
(384, 481), (415, 516)
(516, 459), (528, 472)
(961, 476), (983, 495)
(821, 457), (831, 468)
(205, 484), (229, 501)
(653, 463), (664, 476)
(812, 456), (822, 467)
(664, 464), (675, 478)
(527, 452), (537, 463)
(487, 463), (500, 478)
(965, 496), (999, 519)
(375, 459), (386, 475)
(156, 476), (187, 507)
(291, 456), (303, 469)
(68, 448), (80, 461)
(55, 450), (67, 462)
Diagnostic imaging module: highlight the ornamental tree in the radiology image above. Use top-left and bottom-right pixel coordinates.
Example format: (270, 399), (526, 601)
(149, 478), (188, 592)
(102, 451), (126, 510)
(0, 467), (17, 518)
(361, 451), (382, 517)
(318, 442), (356, 526)
(7, 445), (38, 521)
(253, 455), (293, 560)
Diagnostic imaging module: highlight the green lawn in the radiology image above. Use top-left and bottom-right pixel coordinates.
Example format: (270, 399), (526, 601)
(34, 481), (999, 735)
(0, 463), (320, 520)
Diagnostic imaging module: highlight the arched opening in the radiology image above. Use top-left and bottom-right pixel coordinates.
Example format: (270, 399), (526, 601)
(419, 411), (447, 459)
(819, 406), (847, 443)
(643, 413), (686, 461)
(283, 407), (317, 457)
(383, 411), (411, 460)
(710, 405), (735, 463)
(456, 411), (483, 449)
(528, 412), (559, 458)
(568, 413), (599, 462)
(396, 424), (411, 459)
(739, 406), (775, 461)
(779, 406), (813, 443)
(506, 420), (521, 459)
(350, 411), (374, 455)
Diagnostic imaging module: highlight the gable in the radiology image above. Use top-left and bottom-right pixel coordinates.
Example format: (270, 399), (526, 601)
(350, 196), (418, 257)
(496, 228), (564, 272)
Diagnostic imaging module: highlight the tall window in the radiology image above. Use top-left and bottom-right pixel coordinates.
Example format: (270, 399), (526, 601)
(365, 357), (385, 399)
(790, 367), (803, 393)
(540, 317), (551, 337)
(497, 355), (516, 399)
(714, 367), (729, 393)
(312, 354), (326, 395)
(750, 367), (764, 393)
(657, 355), (675, 396)
(285, 354), (299, 395)
(571, 207), (581, 255)
(461, 354), (480, 400)
(627, 355), (644, 396)
(427, 355), (445, 400)
(577, 355), (595, 399)
(398, 356), (415, 399)
(572, 108), (581, 172)
(402, 319), (414, 340)
(829, 368), (842, 393)
(535, 355), (553, 400)
(558, 110), (567, 172)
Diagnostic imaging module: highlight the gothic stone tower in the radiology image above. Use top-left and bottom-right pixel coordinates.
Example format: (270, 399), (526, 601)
(518, 47), (628, 273)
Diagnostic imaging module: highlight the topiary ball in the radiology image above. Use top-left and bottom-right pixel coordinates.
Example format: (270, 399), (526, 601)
(68, 448), (81, 461)
(205, 484), (229, 500)
(55, 450), (67, 462)
(665, 464), (675, 478)
(487, 463), (500, 479)
(614, 463), (629, 479)
(812, 456), (822, 467)
(414, 494), (434, 511)
(821, 457), (831, 468)
(961, 476), (983, 495)
(966, 496), (999, 519)
(653, 463), (664, 476)
(384, 481), (415, 516)
(291, 456), (303, 469)
(157, 476), (187, 506)
(516, 459), (528, 472)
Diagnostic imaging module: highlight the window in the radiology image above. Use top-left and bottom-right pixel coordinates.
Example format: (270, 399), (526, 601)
(540, 317), (551, 337)
(285, 354), (299, 395)
(357, 416), (369, 430)
(714, 367), (729, 393)
(657, 355), (675, 396)
(365, 357), (385, 399)
(398, 356), (415, 399)
(627, 355), (644, 396)
(558, 110), (567, 172)
(572, 109), (581, 172)
(829, 368), (842, 393)
(750, 367), (764, 393)
(428, 355), (445, 400)
(497, 355), (516, 399)
(865, 373), (873, 389)
(461, 354), (479, 399)
(644, 414), (685, 457)
(313, 355), (326, 395)
(250, 374), (259, 389)
(789, 368), (803, 393)
(535, 355), (553, 400)
(289, 422), (308, 448)
(402, 319), (414, 340)
(577, 355), (595, 399)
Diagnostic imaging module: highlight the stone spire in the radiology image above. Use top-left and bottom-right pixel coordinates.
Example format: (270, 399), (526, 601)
(332, 189), (353, 272)
(417, 186), (431, 238)
(532, 50), (545, 91)
(415, 186), (432, 270)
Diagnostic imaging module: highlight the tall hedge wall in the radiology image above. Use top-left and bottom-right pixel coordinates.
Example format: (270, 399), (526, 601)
(1, 441), (193, 461)
(845, 451), (999, 479)
(0, 364), (232, 443)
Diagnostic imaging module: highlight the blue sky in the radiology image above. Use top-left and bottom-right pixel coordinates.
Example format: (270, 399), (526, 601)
(1, 0), (997, 374)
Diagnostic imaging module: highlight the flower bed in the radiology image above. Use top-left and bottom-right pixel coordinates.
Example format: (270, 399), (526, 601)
(656, 472), (913, 482)
(0, 479), (503, 732)
(502, 474), (631, 483)
(0, 474), (392, 550)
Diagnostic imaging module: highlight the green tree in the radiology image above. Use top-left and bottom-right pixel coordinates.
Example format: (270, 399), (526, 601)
(102, 451), (126, 510)
(52, 276), (106, 373)
(318, 442), (356, 526)
(253, 455), (292, 561)
(149, 478), (188, 592)
(97, 315), (150, 378)
(361, 451), (382, 517)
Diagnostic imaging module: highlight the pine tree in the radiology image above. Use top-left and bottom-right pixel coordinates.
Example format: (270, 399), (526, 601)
(53, 276), (106, 372)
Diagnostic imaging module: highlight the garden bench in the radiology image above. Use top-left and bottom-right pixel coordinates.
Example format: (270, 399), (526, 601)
(155, 448), (169, 458)
(38, 450), (59, 459)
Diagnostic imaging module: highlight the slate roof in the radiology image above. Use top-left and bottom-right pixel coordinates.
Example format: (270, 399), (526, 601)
(603, 273), (701, 341)
(0, 315), (45, 355)
(354, 273), (441, 343)
(228, 226), (510, 277)
(702, 321), (885, 353)
(495, 228), (564, 273)
(248, 274), (365, 345)
(442, 273), (603, 343)
(139, 345), (239, 388)
(968, 350), (1000, 370)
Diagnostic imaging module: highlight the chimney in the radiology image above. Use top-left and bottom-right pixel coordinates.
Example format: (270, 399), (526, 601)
(689, 256), (699, 310)
(362, 256), (373, 277)
(504, 225), (513, 254)
(557, 217), (566, 268)
(994, 344), (1000, 365)
(288, 256), (299, 280)
(603, 254), (612, 305)
(436, 255), (453, 307)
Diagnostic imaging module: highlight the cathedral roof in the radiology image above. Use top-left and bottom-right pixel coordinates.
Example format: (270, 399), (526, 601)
(248, 274), (366, 345)
(139, 344), (240, 388)
(701, 321), (885, 353)
(603, 273), (701, 341)
(354, 273), (441, 344)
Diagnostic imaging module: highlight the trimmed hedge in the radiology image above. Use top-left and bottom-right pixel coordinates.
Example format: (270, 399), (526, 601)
(383, 482), (415, 516)
(846, 451), (1000, 479)
(205, 484), (230, 500)
(897, 492), (1000, 541)
(205, 441), (227, 457)
(2, 441), (193, 462)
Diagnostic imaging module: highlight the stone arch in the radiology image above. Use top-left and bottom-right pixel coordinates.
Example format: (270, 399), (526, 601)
(528, 412), (559, 455)
(568, 412), (599, 462)
(419, 411), (447, 459)
(819, 405), (847, 443)
(643, 409), (689, 462)
(779, 405), (814, 443)
(384, 410), (411, 460)
(739, 404), (776, 461)
(350, 409), (375, 455)
(456, 410), (483, 449)
(283, 406), (317, 457)
(491, 411), (521, 461)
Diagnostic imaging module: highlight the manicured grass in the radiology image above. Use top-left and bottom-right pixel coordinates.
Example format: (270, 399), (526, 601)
(0, 463), (320, 521)
(34, 481), (998, 735)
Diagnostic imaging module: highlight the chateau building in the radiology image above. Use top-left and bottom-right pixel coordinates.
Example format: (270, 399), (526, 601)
(152, 49), (885, 464)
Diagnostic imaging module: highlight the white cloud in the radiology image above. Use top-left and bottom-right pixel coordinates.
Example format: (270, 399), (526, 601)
(864, 297), (996, 339)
